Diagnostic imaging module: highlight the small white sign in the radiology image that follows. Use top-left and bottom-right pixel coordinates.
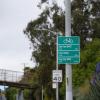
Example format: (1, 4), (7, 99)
(52, 70), (62, 82)
(52, 82), (57, 89)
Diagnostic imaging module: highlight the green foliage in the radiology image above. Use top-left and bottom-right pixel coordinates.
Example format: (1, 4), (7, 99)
(5, 87), (17, 100)
(73, 38), (100, 88)
(23, 89), (31, 100)
(23, 89), (30, 100)
(72, 38), (100, 99)
(75, 73), (100, 100)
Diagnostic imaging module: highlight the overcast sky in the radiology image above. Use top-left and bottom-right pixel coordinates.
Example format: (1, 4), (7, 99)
(0, 0), (41, 71)
(0, 0), (64, 72)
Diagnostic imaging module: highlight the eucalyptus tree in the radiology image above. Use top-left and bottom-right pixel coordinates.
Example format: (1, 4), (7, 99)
(24, 1), (64, 99)
(72, 0), (100, 47)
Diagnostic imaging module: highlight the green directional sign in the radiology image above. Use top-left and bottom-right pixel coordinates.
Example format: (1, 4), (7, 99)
(57, 36), (80, 64)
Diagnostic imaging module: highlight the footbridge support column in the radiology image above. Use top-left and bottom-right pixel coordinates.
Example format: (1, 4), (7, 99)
(29, 89), (34, 100)
(16, 89), (24, 100)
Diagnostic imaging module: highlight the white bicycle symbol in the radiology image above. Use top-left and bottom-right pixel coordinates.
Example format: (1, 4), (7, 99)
(63, 38), (73, 44)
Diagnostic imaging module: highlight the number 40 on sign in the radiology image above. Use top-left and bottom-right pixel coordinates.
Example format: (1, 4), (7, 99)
(52, 70), (62, 82)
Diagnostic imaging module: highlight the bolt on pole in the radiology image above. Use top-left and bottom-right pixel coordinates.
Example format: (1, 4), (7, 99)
(65, 0), (73, 100)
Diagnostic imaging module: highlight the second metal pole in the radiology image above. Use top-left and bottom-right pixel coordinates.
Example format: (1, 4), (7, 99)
(56, 35), (59, 100)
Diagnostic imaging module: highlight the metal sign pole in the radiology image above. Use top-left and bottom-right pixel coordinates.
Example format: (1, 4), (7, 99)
(65, 0), (73, 100)
(56, 35), (59, 100)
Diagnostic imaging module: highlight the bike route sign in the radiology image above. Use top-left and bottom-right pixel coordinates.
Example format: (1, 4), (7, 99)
(57, 36), (80, 64)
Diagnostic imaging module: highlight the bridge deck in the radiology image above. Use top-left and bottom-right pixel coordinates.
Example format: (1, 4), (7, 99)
(0, 80), (33, 89)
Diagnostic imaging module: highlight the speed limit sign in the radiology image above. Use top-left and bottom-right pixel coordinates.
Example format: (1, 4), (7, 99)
(52, 70), (62, 82)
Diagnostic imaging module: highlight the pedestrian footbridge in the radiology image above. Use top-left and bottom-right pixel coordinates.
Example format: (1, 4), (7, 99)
(0, 69), (33, 100)
(0, 69), (32, 89)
